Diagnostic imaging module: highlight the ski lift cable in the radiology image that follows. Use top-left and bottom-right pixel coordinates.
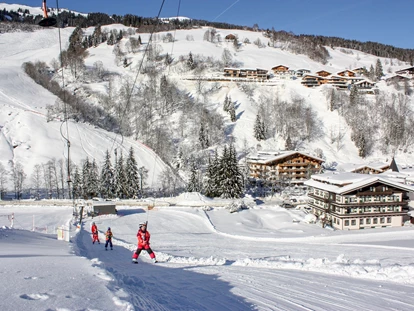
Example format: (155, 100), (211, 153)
(167, 0), (182, 75)
(109, 0), (167, 157)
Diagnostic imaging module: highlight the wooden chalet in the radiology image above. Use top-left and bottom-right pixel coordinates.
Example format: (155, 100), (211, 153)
(223, 68), (268, 80)
(395, 67), (414, 76)
(316, 70), (331, 77)
(301, 74), (326, 87)
(271, 65), (289, 73)
(325, 75), (349, 90)
(386, 75), (410, 84)
(337, 70), (356, 77)
(352, 67), (365, 75)
(296, 69), (311, 77)
(225, 34), (236, 41)
(353, 79), (376, 92)
(305, 172), (414, 230)
(247, 151), (324, 185)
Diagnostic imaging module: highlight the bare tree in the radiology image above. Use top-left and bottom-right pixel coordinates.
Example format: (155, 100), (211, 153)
(31, 164), (43, 199)
(0, 163), (8, 200)
(10, 162), (26, 200)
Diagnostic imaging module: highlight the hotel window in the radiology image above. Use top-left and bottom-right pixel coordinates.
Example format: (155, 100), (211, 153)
(359, 219), (364, 225)
(366, 218), (371, 224)
(373, 218), (378, 224)
(351, 220), (356, 226)
(380, 218), (385, 224)
(345, 220), (349, 226)
(387, 217), (391, 223)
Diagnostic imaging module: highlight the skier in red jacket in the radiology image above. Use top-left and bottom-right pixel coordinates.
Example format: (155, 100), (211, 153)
(132, 222), (157, 263)
(91, 222), (100, 244)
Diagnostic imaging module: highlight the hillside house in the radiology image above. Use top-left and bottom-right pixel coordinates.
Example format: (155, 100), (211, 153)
(296, 69), (311, 77)
(325, 75), (349, 90)
(301, 74), (326, 87)
(353, 79), (376, 93)
(352, 67), (365, 75)
(316, 70), (331, 77)
(337, 70), (356, 77)
(305, 172), (414, 230)
(271, 65), (289, 73)
(347, 76), (365, 84)
(223, 68), (268, 80)
(386, 75), (410, 85)
(395, 67), (414, 77)
(247, 151), (324, 185)
(337, 162), (390, 174)
(225, 34), (236, 41)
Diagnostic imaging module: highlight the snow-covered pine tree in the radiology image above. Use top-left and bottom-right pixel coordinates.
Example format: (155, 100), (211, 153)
(349, 84), (359, 106)
(218, 144), (243, 198)
(187, 162), (200, 192)
(223, 95), (232, 112)
(100, 150), (114, 199)
(187, 52), (196, 70)
(254, 114), (265, 141)
(114, 151), (127, 198)
(229, 103), (236, 122)
(72, 166), (82, 199)
(203, 155), (215, 197)
(375, 59), (384, 81)
(199, 123), (208, 149)
(125, 147), (140, 198)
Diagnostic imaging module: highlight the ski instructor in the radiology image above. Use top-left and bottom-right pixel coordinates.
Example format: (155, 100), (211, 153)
(132, 222), (157, 263)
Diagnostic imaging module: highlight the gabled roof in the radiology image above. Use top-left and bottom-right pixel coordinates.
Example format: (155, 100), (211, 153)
(386, 74), (410, 81)
(272, 65), (289, 70)
(395, 67), (414, 74)
(354, 79), (375, 85)
(390, 157), (399, 172)
(305, 172), (414, 194)
(247, 150), (324, 165)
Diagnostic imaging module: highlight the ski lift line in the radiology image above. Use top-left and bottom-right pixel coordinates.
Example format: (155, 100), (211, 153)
(109, 0), (167, 157)
(212, 0), (240, 22)
(167, 0), (182, 76)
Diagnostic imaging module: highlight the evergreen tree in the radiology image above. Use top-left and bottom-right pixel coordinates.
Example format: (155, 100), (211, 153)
(203, 155), (215, 197)
(369, 64), (375, 80)
(199, 123), (209, 149)
(125, 147), (140, 198)
(329, 88), (335, 111)
(349, 84), (359, 106)
(100, 150), (114, 198)
(72, 167), (82, 199)
(375, 58), (384, 81)
(285, 135), (293, 150)
(229, 103), (236, 122)
(186, 162), (200, 192)
(187, 52), (196, 70)
(114, 151), (127, 198)
(223, 95), (232, 112)
(218, 144), (243, 198)
(254, 114), (266, 141)
(92, 24), (102, 47)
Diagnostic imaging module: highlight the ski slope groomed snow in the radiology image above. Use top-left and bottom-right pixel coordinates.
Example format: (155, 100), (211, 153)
(1, 199), (414, 311)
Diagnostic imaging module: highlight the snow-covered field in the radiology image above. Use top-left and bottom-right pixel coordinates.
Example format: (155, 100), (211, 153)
(1, 196), (414, 311)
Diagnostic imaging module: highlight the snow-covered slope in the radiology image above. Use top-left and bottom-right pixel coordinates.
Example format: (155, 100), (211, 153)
(1, 5), (413, 190)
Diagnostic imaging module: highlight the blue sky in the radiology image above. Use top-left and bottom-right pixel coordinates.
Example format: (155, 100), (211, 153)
(6, 0), (414, 49)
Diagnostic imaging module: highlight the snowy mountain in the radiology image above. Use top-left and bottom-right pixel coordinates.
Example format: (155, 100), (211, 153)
(1, 3), (414, 195)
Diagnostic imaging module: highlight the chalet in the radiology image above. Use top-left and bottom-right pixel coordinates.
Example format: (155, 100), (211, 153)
(347, 76), (365, 84)
(316, 70), (331, 77)
(296, 69), (311, 77)
(223, 68), (268, 80)
(386, 75), (410, 84)
(352, 67), (365, 75)
(337, 70), (356, 77)
(325, 75), (349, 90)
(271, 65), (289, 73)
(247, 151), (324, 185)
(395, 67), (414, 76)
(305, 172), (414, 230)
(225, 34), (236, 41)
(337, 162), (390, 174)
(352, 79), (376, 93)
(301, 74), (326, 87)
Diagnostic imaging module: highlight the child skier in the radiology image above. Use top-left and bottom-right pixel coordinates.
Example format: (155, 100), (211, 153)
(91, 222), (100, 244)
(105, 227), (113, 250)
(132, 222), (157, 263)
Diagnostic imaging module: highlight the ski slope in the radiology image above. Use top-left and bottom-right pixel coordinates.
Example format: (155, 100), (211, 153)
(1, 201), (414, 311)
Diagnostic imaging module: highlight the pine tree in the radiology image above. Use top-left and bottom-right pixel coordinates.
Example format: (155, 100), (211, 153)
(218, 144), (243, 198)
(89, 159), (100, 198)
(329, 88), (335, 111)
(114, 151), (127, 198)
(369, 64), (375, 80)
(285, 135), (293, 150)
(125, 147), (140, 198)
(72, 167), (82, 199)
(229, 103), (236, 122)
(254, 114), (265, 141)
(187, 52), (196, 70)
(100, 150), (114, 199)
(223, 95), (231, 112)
(349, 84), (359, 106)
(187, 162), (200, 192)
(375, 59), (384, 81)
(203, 156), (215, 197)
(92, 24), (102, 47)
(199, 123), (209, 149)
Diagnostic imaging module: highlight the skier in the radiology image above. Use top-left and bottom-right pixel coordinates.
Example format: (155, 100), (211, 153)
(91, 222), (100, 244)
(105, 227), (113, 250)
(132, 222), (157, 263)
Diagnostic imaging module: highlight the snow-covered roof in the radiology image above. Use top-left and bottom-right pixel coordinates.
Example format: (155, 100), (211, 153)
(305, 172), (414, 194)
(248, 150), (324, 164)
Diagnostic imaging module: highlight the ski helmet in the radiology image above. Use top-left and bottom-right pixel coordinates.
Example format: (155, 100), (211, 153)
(92, 222), (95, 225)
(108, 227), (111, 230)
(139, 222), (146, 228)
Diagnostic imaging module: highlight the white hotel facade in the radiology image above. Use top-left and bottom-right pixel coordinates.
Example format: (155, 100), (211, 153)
(305, 172), (414, 230)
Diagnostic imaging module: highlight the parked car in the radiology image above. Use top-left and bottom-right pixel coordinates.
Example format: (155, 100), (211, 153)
(282, 203), (294, 209)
